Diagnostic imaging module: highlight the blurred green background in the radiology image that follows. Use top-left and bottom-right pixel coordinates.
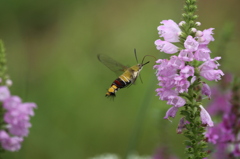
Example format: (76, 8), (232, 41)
(0, 0), (239, 158)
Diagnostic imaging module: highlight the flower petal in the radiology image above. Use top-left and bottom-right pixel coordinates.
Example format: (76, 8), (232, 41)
(200, 105), (214, 127)
(184, 36), (199, 51)
(164, 106), (179, 119)
(158, 19), (181, 42)
(155, 39), (178, 54)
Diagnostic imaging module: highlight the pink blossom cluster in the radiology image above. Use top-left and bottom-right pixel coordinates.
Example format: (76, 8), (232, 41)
(205, 80), (240, 158)
(154, 20), (223, 125)
(0, 86), (36, 151)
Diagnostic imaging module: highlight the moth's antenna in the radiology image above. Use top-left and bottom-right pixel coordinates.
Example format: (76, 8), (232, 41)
(134, 48), (139, 63)
(140, 55), (156, 84)
(141, 55), (157, 64)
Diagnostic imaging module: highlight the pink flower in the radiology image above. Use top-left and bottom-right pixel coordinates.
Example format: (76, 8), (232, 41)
(194, 48), (211, 61)
(199, 57), (224, 81)
(18, 103), (37, 116)
(177, 117), (189, 134)
(154, 59), (168, 70)
(169, 56), (185, 69)
(4, 102), (36, 137)
(158, 76), (176, 88)
(178, 49), (194, 61)
(155, 39), (178, 54)
(157, 19), (181, 42)
(200, 69), (224, 81)
(184, 36), (199, 51)
(156, 65), (177, 78)
(0, 130), (23, 151)
(205, 125), (220, 144)
(0, 86), (10, 102)
(175, 78), (190, 93)
(202, 83), (211, 98)
(180, 65), (194, 78)
(199, 105), (214, 127)
(167, 96), (186, 107)
(233, 144), (240, 157)
(200, 28), (215, 45)
(164, 106), (179, 119)
(156, 88), (177, 100)
(3, 96), (22, 110)
(9, 120), (31, 137)
(207, 86), (232, 115)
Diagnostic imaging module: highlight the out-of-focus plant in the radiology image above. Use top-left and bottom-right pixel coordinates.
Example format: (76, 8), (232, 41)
(205, 74), (240, 159)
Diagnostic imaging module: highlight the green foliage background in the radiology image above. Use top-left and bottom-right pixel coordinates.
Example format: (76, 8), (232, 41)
(0, 0), (239, 158)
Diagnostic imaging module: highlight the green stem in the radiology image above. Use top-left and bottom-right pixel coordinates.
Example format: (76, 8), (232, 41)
(0, 40), (7, 154)
(178, 0), (209, 158)
(0, 40), (8, 86)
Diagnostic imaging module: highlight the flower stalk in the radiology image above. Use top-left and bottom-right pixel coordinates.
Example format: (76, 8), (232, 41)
(0, 40), (8, 86)
(180, 1), (209, 154)
(154, 0), (223, 158)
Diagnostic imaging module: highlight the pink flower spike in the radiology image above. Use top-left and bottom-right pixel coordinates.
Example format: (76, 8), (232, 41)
(199, 105), (214, 127)
(158, 19), (181, 42)
(184, 36), (199, 51)
(0, 86), (10, 102)
(164, 106), (179, 119)
(155, 39), (178, 54)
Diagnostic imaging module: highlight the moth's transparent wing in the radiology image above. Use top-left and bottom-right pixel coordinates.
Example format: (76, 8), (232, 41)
(97, 54), (128, 76)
